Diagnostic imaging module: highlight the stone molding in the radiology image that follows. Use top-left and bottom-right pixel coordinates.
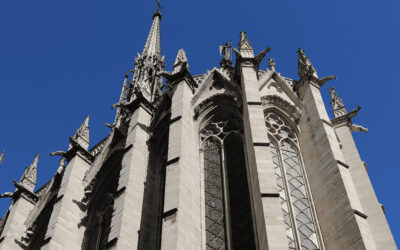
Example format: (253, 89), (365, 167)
(261, 95), (302, 123)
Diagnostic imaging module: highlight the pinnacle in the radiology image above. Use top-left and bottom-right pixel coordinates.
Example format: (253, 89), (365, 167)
(173, 48), (189, 73)
(19, 154), (39, 192)
(70, 115), (90, 150)
(31, 154), (39, 169)
(329, 87), (347, 118)
(238, 31), (254, 58)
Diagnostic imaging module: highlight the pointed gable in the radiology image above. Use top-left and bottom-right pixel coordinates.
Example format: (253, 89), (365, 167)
(192, 67), (240, 111)
(69, 115), (90, 150)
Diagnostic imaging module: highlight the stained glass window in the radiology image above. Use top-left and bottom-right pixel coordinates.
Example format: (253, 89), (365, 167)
(266, 112), (321, 250)
(201, 120), (256, 250)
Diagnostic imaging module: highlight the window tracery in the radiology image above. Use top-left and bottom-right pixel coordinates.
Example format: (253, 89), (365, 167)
(201, 116), (256, 250)
(266, 112), (321, 250)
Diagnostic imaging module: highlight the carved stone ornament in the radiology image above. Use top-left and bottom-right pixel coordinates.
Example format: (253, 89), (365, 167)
(200, 119), (242, 142)
(261, 95), (302, 123)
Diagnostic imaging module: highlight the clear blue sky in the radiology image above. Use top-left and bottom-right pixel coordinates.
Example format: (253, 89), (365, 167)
(0, 0), (399, 245)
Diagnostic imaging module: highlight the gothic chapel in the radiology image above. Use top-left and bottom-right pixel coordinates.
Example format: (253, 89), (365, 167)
(0, 8), (396, 250)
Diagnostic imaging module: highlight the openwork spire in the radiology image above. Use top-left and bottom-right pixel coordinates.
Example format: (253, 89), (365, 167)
(297, 48), (318, 79)
(329, 87), (347, 118)
(69, 115), (90, 150)
(238, 31), (254, 58)
(143, 10), (162, 57)
(132, 10), (165, 102)
(19, 154), (39, 192)
(0, 150), (4, 166)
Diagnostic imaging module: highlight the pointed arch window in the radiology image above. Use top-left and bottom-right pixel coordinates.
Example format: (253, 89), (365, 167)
(266, 112), (322, 250)
(201, 119), (256, 250)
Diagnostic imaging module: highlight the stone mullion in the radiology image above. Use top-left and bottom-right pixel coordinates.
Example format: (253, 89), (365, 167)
(220, 141), (233, 250)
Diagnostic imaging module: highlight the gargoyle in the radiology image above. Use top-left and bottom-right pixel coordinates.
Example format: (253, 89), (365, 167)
(254, 47), (272, 67)
(50, 151), (67, 157)
(232, 47), (271, 74)
(305, 68), (337, 87)
(111, 99), (134, 109)
(103, 123), (114, 128)
(351, 124), (368, 133)
(317, 75), (337, 87)
(348, 106), (361, 119)
(0, 192), (13, 199)
(160, 61), (189, 80)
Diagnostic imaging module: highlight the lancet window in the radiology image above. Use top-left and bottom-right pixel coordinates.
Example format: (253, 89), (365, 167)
(266, 112), (321, 250)
(201, 118), (256, 250)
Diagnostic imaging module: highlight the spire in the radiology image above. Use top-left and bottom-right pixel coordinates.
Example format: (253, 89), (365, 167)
(131, 9), (165, 102)
(297, 48), (318, 79)
(329, 87), (347, 118)
(238, 31), (254, 58)
(19, 154), (38, 192)
(173, 49), (189, 73)
(142, 10), (162, 57)
(69, 115), (90, 150)
(0, 150), (4, 166)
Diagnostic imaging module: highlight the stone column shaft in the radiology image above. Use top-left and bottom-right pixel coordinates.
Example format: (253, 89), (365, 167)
(0, 197), (34, 249)
(297, 82), (375, 249)
(161, 79), (201, 250)
(108, 105), (152, 249)
(240, 66), (288, 250)
(42, 153), (90, 250)
(335, 124), (397, 249)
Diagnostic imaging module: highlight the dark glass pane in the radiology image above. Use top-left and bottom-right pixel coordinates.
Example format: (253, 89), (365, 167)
(225, 134), (256, 250)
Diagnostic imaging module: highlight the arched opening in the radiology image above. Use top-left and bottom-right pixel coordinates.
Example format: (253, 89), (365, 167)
(201, 117), (256, 250)
(265, 111), (322, 250)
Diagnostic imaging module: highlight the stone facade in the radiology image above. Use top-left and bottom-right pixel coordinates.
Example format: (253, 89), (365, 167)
(0, 8), (396, 250)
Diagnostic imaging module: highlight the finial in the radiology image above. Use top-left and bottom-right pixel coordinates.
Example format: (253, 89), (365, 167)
(238, 31), (254, 58)
(329, 87), (347, 118)
(19, 154), (39, 192)
(156, 0), (162, 11)
(0, 150), (5, 166)
(268, 58), (276, 71)
(69, 115), (90, 150)
(173, 49), (189, 73)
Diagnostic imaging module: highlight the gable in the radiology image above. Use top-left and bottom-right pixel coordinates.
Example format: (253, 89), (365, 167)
(192, 67), (240, 110)
(259, 70), (302, 110)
